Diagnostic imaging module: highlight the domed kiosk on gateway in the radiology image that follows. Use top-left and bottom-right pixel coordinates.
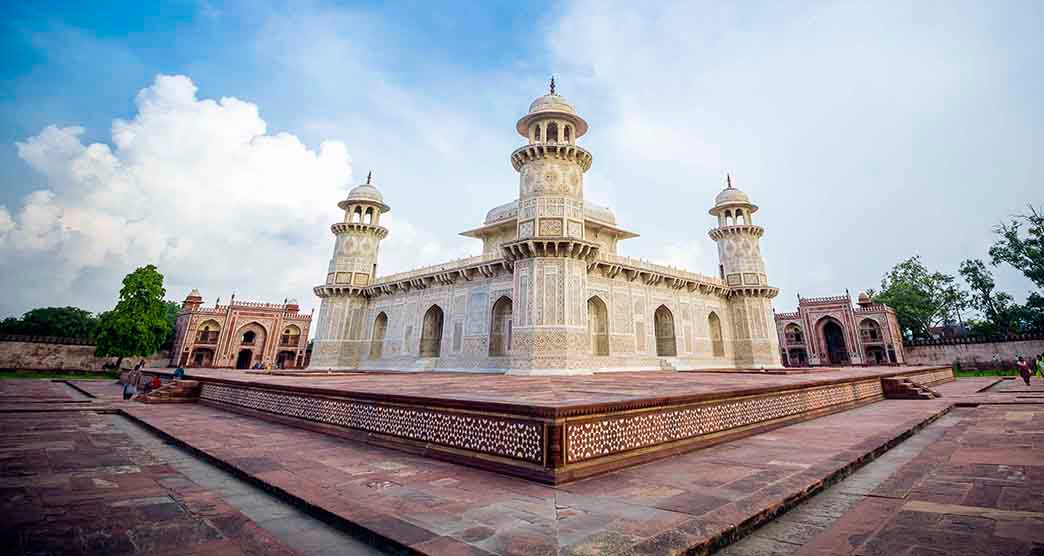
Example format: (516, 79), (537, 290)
(309, 80), (782, 374)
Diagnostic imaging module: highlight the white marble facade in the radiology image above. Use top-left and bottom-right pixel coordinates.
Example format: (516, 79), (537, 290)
(309, 84), (782, 374)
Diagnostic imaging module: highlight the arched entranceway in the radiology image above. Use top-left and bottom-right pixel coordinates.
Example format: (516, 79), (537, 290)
(788, 348), (808, 366)
(236, 349), (253, 369)
(370, 312), (388, 359)
(654, 305), (677, 357)
(419, 305), (444, 358)
(819, 318), (849, 365)
(275, 350), (296, 369)
(489, 297), (513, 357)
(708, 312), (724, 357)
(189, 347), (214, 368)
(587, 296), (609, 356)
(865, 346), (886, 364)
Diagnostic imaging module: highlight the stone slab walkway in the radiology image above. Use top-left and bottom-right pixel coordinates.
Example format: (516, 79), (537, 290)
(720, 376), (1044, 556)
(118, 378), (993, 555)
(0, 408), (298, 555)
(0, 380), (383, 555)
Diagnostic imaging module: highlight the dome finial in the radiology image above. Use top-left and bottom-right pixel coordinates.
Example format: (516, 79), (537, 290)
(366, 170), (372, 185)
(726, 172), (733, 189)
(549, 75), (556, 96)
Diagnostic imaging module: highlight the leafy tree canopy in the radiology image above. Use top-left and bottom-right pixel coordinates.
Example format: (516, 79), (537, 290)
(0, 307), (99, 339)
(874, 256), (963, 340)
(94, 265), (170, 367)
(989, 205), (1044, 290)
(161, 300), (181, 350)
(959, 259), (1017, 336)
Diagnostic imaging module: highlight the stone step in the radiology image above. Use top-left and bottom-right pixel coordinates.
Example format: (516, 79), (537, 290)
(882, 377), (941, 400)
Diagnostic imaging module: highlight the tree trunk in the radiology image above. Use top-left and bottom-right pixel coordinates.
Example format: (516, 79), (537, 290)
(114, 356), (124, 371)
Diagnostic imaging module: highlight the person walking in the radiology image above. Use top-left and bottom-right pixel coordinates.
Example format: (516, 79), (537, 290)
(1016, 355), (1032, 386)
(1036, 353), (1044, 379)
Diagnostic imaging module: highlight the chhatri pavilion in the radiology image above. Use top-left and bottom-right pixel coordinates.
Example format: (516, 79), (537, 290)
(309, 82), (782, 375)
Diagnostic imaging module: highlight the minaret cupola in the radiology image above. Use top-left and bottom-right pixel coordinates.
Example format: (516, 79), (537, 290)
(503, 79), (598, 262)
(319, 171), (390, 292)
(708, 174), (770, 291)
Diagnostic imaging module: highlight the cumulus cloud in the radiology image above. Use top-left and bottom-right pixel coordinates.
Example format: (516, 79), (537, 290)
(0, 74), (464, 318)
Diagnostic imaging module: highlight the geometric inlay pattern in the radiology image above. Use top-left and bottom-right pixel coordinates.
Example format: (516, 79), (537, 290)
(201, 384), (544, 463)
(566, 380), (883, 463)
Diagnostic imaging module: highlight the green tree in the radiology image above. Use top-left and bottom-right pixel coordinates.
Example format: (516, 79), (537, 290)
(94, 265), (170, 369)
(989, 205), (1044, 289)
(874, 256), (963, 339)
(959, 259), (1016, 335)
(0, 307), (99, 339)
(161, 300), (181, 350)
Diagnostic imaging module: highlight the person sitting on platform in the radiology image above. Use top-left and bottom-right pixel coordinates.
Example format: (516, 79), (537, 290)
(173, 366), (185, 380)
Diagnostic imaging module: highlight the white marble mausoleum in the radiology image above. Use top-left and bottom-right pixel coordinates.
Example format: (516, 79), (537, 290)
(309, 83), (782, 375)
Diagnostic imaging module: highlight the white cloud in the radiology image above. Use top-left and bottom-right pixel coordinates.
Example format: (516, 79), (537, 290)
(0, 74), (460, 319)
(547, 0), (1044, 309)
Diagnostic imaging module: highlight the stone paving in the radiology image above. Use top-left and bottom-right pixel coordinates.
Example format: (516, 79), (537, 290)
(0, 380), (381, 556)
(4, 375), (1041, 555)
(119, 378), (991, 555)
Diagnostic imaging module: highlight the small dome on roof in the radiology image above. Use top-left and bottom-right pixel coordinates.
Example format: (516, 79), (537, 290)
(584, 202), (617, 225)
(484, 200), (519, 225)
(858, 291), (871, 303)
(714, 187), (750, 206)
(186, 288), (202, 299)
(528, 94), (577, 116)
(710, 174), (758, 216)
(516, 78), (589, 138)
(346, 184), (383, 204)
(339, 171), (390, 212)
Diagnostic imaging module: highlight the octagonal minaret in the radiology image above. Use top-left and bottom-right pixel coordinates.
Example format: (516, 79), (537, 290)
(503, 79), (600, 375)
(709, 175), (782, 367)
(310, 172), (390, 369)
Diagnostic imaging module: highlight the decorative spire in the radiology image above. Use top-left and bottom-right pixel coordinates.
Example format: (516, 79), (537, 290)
(366, 171), (372, 185)
(549, 75), (556, 96)
(726, 173), (733, 189)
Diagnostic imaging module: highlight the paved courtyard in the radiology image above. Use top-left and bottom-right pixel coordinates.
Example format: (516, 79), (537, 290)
(1, 375), (1042, 555)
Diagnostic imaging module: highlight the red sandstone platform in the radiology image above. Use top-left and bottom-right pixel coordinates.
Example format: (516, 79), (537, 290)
(119, 378), (1001, 555)
(141, 366), (956, 483)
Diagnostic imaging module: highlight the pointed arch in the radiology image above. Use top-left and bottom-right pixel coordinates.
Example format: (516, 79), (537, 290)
(419, 305), (444, 358)
(546, 121), (559, 144)
(489, 296), (513, 356)
(784, 323), (803, 344)
(859, 318), (882, 342)
(370, 312), (388, 359)
(196, 319), (221, 344)
(236, 322), (267, 349)
(280, 325), (301, 347)
(587, 296), (609, 356)
(816, 316), (849, 365)
(533, 123), (542, 142)
(654, 305), (677, 357)
(708, 312), (724, 357)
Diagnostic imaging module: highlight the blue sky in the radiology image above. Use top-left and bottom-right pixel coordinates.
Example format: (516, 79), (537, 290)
(1, 0), (1042, 321)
